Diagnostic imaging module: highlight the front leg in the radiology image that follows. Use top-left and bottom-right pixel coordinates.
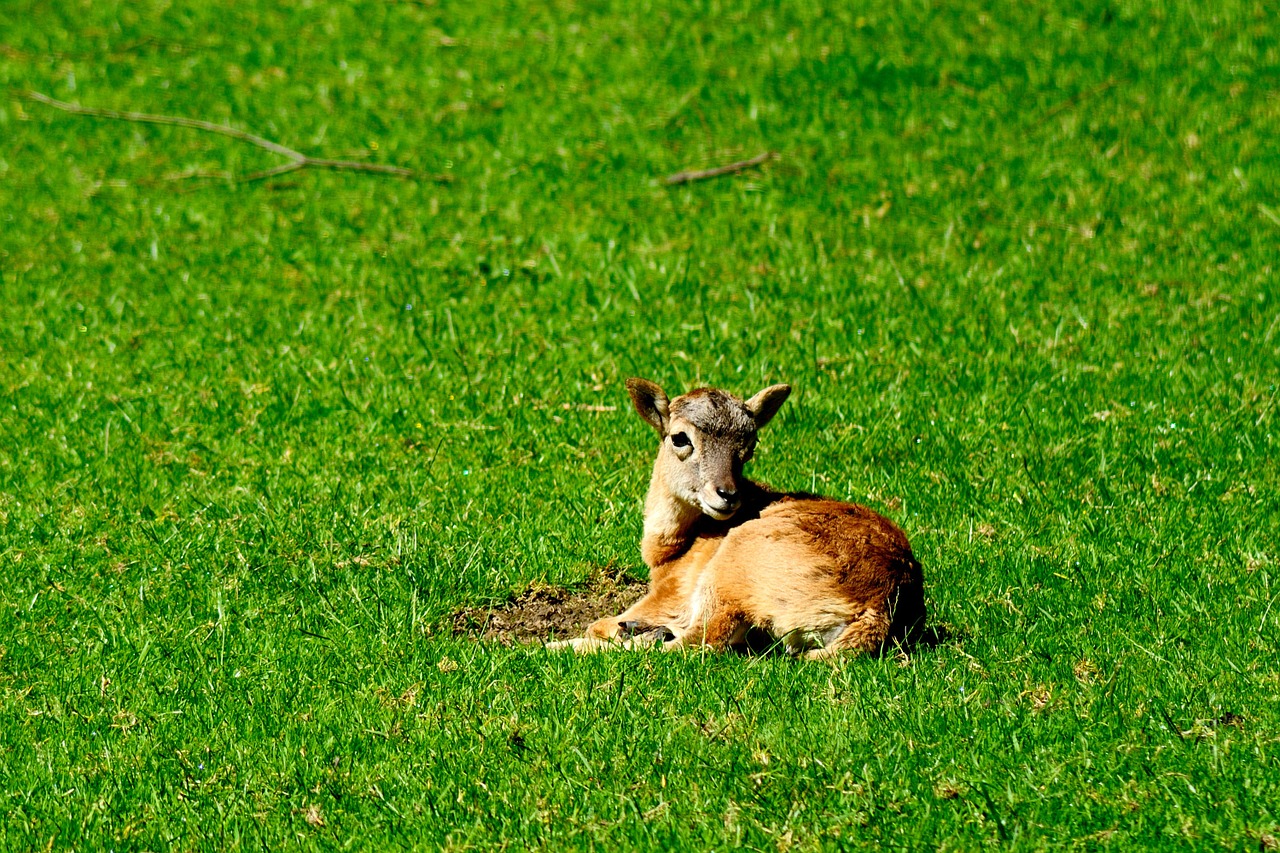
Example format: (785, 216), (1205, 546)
(545, 635), (625, 652)
(545, 627), (674, 653)
(545, 593), (679, 653)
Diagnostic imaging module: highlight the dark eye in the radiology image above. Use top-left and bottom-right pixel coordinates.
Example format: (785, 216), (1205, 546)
(670, 432), (691, 448)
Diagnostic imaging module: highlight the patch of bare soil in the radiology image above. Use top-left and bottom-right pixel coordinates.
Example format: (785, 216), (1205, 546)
(450, 568), (647, 645)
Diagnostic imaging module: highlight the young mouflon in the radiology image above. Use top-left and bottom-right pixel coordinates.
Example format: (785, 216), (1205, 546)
(548, 378), (925, 659)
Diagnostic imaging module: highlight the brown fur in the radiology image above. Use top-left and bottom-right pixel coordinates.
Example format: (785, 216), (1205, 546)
(547, 380), (925, 658)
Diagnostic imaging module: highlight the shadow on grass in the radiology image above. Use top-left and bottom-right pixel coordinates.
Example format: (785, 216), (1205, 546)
(727, 623), (962, 658)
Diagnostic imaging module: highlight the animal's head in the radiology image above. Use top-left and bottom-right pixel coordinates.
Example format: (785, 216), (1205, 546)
(626, 378), (791, 520)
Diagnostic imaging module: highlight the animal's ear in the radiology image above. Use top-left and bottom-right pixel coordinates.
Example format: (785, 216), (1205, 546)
(626, 378), (670, 433)
(745, 384), (791, 429)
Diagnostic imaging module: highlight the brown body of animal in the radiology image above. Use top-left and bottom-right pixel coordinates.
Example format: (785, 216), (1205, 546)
(548, 379), (925, 659)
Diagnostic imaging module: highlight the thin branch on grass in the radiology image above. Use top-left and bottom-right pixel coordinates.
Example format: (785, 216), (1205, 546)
(664, 150), (776, 185)
(1027, 78), (1123, 129)
(26, 90), (416, 182)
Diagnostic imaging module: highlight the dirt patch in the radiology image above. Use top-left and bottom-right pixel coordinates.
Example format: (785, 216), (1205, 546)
(450, 568), (647, 646)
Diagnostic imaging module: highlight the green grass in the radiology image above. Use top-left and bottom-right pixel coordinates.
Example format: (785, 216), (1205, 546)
(2, 0), (1279, 848)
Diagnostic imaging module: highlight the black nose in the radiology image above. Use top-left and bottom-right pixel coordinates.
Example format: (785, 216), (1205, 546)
(716, 487), (738, 502)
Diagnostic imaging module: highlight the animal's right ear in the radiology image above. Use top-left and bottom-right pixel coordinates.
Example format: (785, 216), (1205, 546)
(626, 378), (670, 433)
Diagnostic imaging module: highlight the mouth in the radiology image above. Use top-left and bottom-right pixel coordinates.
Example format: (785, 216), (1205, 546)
(700, 499), (741, 521)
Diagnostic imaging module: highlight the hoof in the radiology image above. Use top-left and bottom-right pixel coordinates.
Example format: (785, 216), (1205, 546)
(619, 621), (676, 643)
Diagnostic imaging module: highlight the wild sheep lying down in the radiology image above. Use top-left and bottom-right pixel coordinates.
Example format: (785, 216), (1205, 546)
(548, 379), (925, 659)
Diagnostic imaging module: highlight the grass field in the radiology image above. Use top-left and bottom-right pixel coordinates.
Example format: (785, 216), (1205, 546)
(2, 0), (1279, 848)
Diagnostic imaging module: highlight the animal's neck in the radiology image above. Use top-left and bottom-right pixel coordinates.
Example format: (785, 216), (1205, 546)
(639, 468), (773, 568)
(639, 465), (702, 568)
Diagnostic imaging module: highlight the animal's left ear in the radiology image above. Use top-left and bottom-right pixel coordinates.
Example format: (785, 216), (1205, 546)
(745, 384), (791, 429)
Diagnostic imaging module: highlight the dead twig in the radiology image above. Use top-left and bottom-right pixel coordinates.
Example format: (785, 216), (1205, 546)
(26, 90), (416, 182)
(1027, 78), (1123, 130)
(664, 151), (776, 186)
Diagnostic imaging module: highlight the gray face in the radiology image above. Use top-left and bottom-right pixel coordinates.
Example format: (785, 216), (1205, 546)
(626, 377), (791, 522)
(664, 389), (759, 520)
